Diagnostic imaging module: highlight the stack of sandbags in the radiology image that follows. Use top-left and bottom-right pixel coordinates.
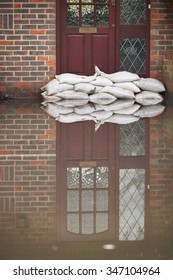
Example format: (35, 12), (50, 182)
(40, 66), (166, 130)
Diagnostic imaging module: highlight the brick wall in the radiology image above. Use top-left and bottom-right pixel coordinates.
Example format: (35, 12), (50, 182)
(150, 0), (173, 81)
(0, 0), (56, 98)
(0, 103), (57, 258)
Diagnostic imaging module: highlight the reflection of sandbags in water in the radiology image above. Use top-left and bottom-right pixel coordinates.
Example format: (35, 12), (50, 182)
(135, 91), (164, 105)
(57, 99), (89, 107)
(113, 104), (141, 115)
(41, 103), (74, 118)
(95, 65), (140, 83)
(56, 90), (89, 100)
(56, 113), (96, 123)
(95, 114), (139, 131)
(100, 86), (135, 99)
(134, 77), (166, 92)
(41, 92), (61, 102)
(74, 103), (95, 115)
(91, 110), (113, 120)
(74, 83), (96, 94)
(41, 79), (60, 95)
(100, 99), (134, 111)
(90, 76), (113, 86)
(133, 104), (165, 118)
(89, 92), (116, 104)
(113, 82), (141, 93)
(55, 73), (97, 84)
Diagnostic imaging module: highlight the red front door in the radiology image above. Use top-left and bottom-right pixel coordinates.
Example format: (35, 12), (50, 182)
(57, 0), (116, 75)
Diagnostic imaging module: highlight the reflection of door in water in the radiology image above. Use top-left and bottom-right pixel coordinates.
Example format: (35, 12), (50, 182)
(56, 120), (149, 242)
(57, 0), (150, 76)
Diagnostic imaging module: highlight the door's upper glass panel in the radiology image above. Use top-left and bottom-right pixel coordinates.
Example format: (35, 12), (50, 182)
(67, 167), (79, 189)
(82, 167), (94, 188)
(120, 120), (145, 156)
(96, 167), (108, 188)
(120, 0), (146, 25)
(67, 4), (79, 26)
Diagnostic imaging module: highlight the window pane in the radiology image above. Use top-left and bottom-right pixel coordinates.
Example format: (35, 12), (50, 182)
(96, 213), (108, 233)
(96, 190), (108, 211)
(96, 5), (109, 26)
(120, 38), (146, 74)
(67, 214), (79, 233)
(67, 191), (79, 212)
(82, 190), (94, 211)
(67, 167), (79, 189)
(119, 169), (145, 240)
(82, 214), (94, 234)
(82, 5), (94, 26)
(120, 0), (146, 25)
(96, 167), (108, 188)
(67, 5), (79, 26)
(82, 167), (94, 188)
(120, 120), (145, 156)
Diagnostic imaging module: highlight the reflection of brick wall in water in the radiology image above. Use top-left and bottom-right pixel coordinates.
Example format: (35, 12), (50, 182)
(0, 106), (57, 257)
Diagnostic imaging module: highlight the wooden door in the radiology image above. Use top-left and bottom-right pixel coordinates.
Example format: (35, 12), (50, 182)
(57, 122), (118, 241)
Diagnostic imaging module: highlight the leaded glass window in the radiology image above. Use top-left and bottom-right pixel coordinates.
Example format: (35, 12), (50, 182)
(119, 169), (145, 241)
(120, 38), (146, 73)
(120, 0), (146, 25)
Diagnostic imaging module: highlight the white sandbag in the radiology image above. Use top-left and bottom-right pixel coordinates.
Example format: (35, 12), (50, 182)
(55, 73), (97, 84)
(100, 86), (135, 99)
(55, 83), (74, 93)
(100, 99), (135, 111)
(91, 76), (113, 86)
(94, 86), (104, 93)
(135, 91), (164, 105)
(56, 113), (96, 123)
(41, 103), (73, 118)
(103, 114), (139, 124)
(89, 92), (116, 105)
(56, 90), (89, 100)
(113, 82), (141, 93)
(113, 104), (141, 115)
(57, 99), (89, 107)
(91, 110), (113, 120)
(74, 83), (96, 94)
(41, 91), (61, 102)
(74, 104), (95, 115)
(95, 65), (140, 83)
(134, 77), (166, 92)
(134, 104), (165, 118)
(41, 79), (60, 95)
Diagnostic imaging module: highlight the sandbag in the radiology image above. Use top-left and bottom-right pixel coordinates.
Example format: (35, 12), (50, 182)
(113, 104), (141, 115)
(74, 83), (96, 94)
(74, 104), (95, 115)
(103, 114), (140, 124)
(134, 104), (165, 118)
(56, 113), (96, 123)
(113, 82), (141, 93)
(41, 79), (60, 95)
(100, 99), (135, 112)
(91, 110), (113, 120)
(95, 65), (140, 83)
(56, 90), (89, 100)
(55, 73), (97, 84)
(135, 91), (164, 105)
(55, 83), (74, 93)
(57, 99), (89, 107)
(41, 103), (73, 118)
(100, 86), (135, 99)
(134, 77), (166, 92)
(91, 76), (113, 86)
(89, 92), (116, 105)
(41, 91), (61, 102)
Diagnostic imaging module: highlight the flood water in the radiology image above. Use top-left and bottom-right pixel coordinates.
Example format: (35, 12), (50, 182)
(0, 97), (173, 260)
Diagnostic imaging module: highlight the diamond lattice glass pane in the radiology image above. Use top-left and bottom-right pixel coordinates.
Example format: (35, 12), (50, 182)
(120, 0), (146, 25)
(67, 167), (79, 189)
(96, 213), (108, 233)
(82, 190), (94, 211)
(67, 191), (79, 212)
(67, 4), (79, 26)
(119, 169), (145, 241)
(96, 190), (108, 211)
(82, 167), (94, 188)
(67, 213), (79, 233)
(96, 167), (108, 188)
(120, 119), (145, 156)
(82, 214), (94, 234)
(120, 38), (146, 74)
(96, 5), (109, 26)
